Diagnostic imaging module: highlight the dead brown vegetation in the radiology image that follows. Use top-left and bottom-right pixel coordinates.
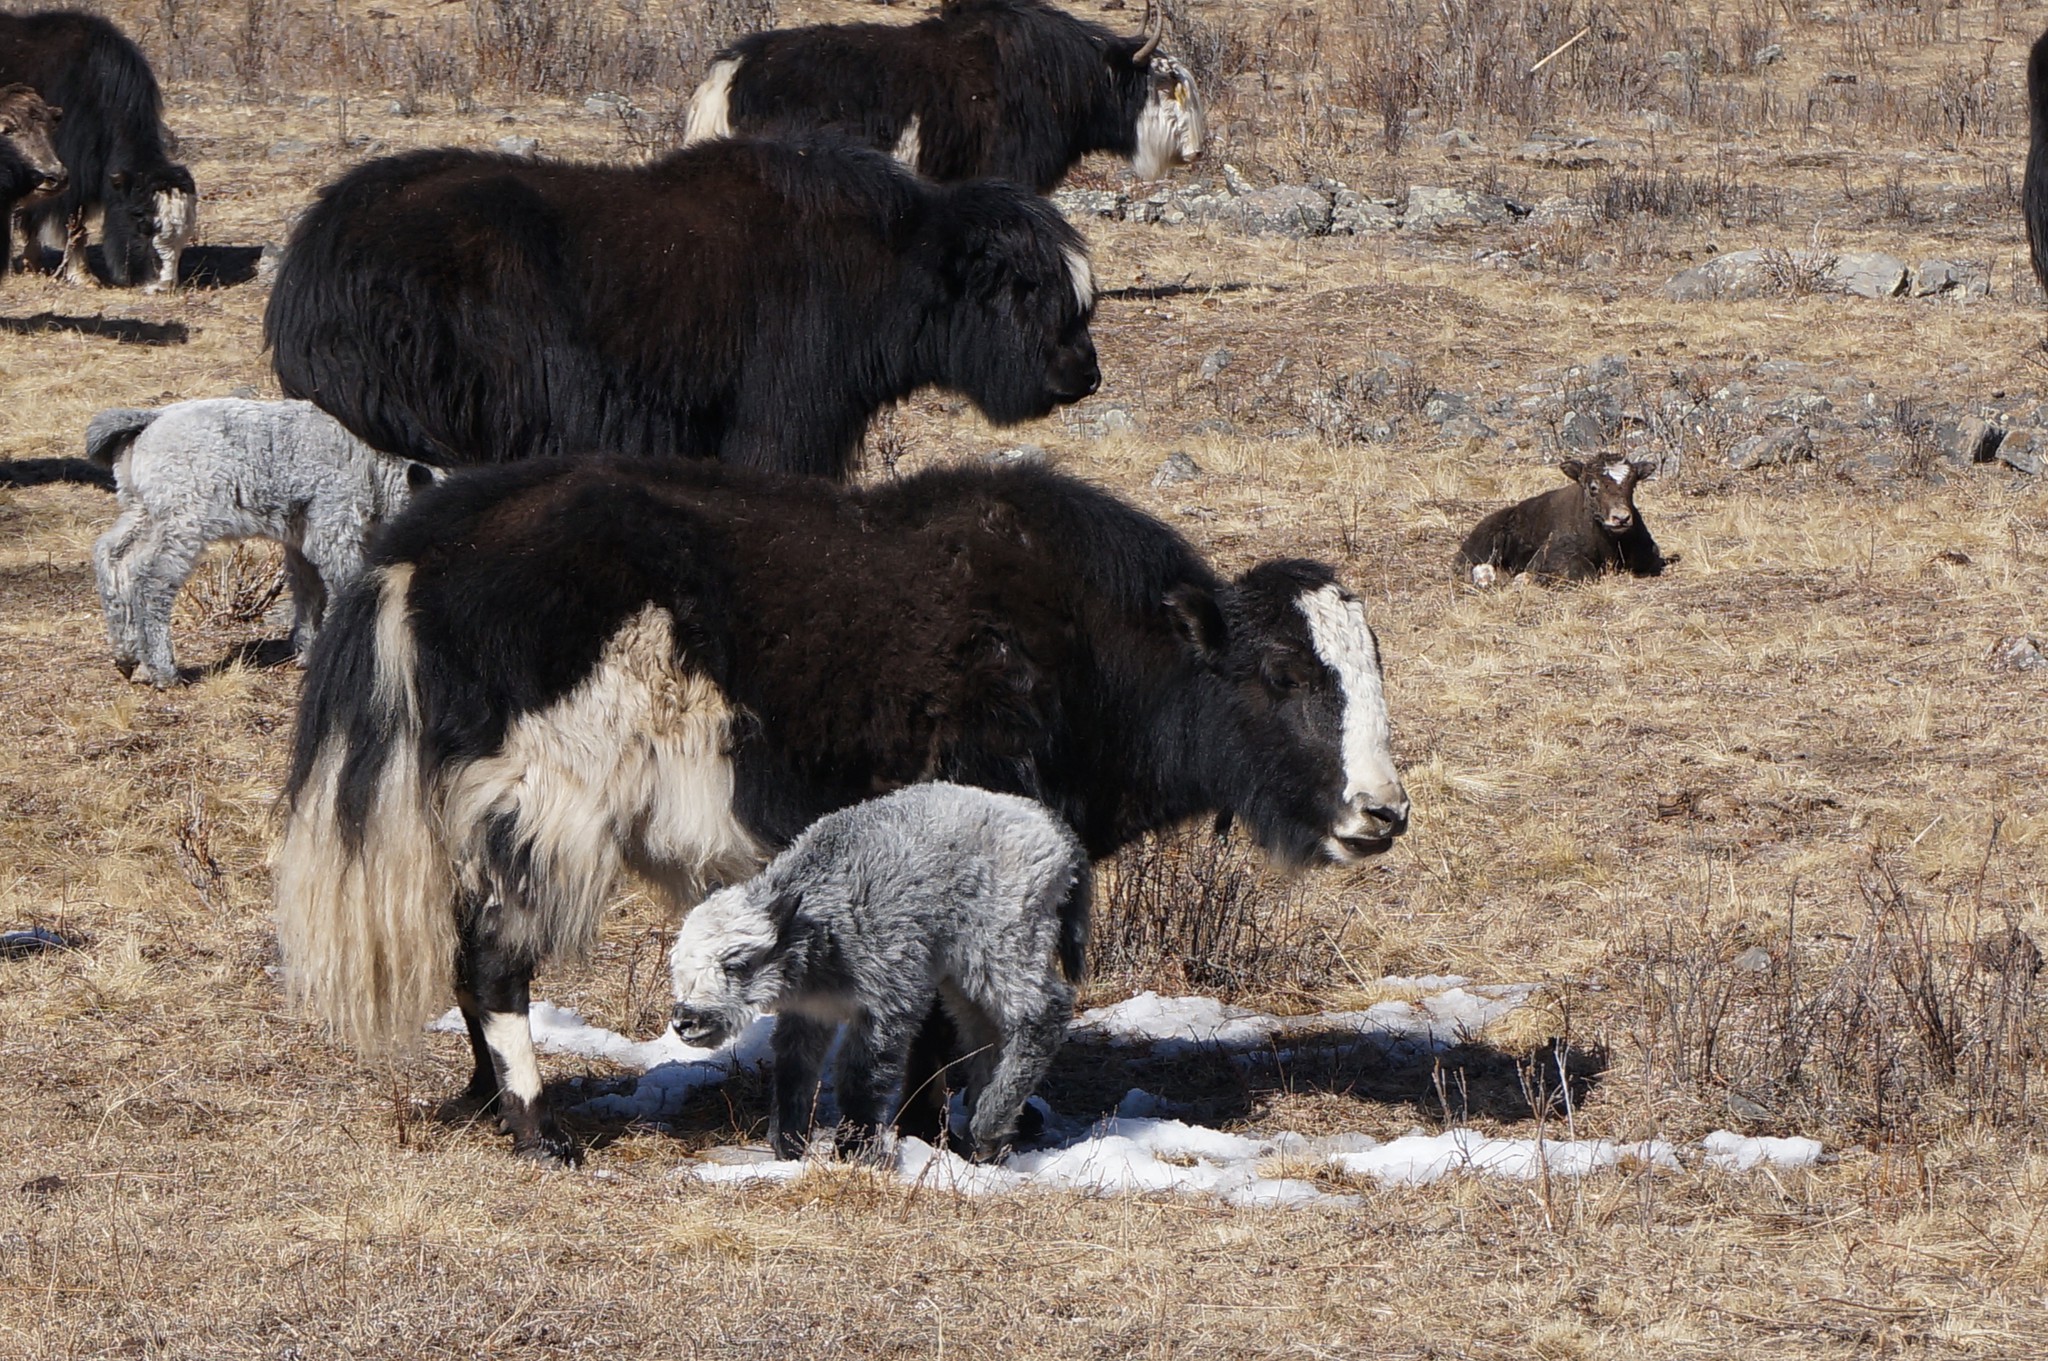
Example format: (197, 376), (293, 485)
(2, 2), (2047, 1357)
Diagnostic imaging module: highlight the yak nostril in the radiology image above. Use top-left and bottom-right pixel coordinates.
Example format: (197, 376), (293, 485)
(1363, 803), (1409, 834)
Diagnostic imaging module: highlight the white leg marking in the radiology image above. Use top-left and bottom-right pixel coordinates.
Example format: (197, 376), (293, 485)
(146, 189), (195, 293)
(1296, 584), (1406, 816)
(682, 58), (739, 144)
(483, 1011), (544, 1104)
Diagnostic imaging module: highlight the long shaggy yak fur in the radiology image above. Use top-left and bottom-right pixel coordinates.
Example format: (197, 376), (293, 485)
(265, 137), (1101, 476)
(0, 11), (196, 289)
(277, 458), (1409, 1062)
(0, 83), (65, 265)
(669, 782), (1090, 1160)
(684, 0), (1204, 193)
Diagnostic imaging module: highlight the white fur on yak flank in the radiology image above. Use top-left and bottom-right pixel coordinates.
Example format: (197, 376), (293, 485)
(439, 605), (764, 965)
(273, 565), (456, 1049)
(682, 58), (739, 143)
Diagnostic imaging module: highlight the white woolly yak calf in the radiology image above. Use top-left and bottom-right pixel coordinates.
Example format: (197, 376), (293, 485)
(89, 398), (436, 686)
(670, 783), (1091, 1162)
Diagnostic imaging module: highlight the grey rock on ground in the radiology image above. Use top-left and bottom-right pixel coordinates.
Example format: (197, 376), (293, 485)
(1727, 426), (1815, 470)
(1052, 188), (1125, 220)
(1222, 185), (1333, 239)
(1993, 428), (2047, 475)
(986, 444), (1049, 467)
(1404, 186), (1523, 231)
(1195, 348), (1232, 383)
(495, 135), (539, 157)
(1661, 250), (1785, 302)
(1935, 418), (2001, 467)
(1825, 252), (1909, 299)
(1991, 636), (2048, 672)
(1151, 452), (1201, 488)
(1330, 190), (1402, 234)
(1068, 405), (1139, 440)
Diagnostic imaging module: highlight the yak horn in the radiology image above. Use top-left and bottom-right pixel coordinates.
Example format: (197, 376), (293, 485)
(1133, 0), (1164, 64)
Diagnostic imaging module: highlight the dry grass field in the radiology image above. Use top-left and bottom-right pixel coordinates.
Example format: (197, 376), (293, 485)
(3, 0), (2048, 1355)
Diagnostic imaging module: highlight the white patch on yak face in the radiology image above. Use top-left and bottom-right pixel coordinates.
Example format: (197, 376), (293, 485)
(1295, 583), (1409, 861)
(668, 883), (778, 1046)
(682, 57), (740, 144)
(1131, 55), (1204, 180)
(145, 188), (195, 293)
(890, 116), (923, 169)
(1063, 245), (1096, 312)
(1602, 462), (1631, 484)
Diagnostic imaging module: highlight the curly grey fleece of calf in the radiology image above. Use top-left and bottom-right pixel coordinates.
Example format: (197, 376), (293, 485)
(669, 782), (1090, 1161)
(89, 398), (433, 686)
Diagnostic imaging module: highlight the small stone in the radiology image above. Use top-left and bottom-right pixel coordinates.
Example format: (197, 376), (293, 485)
(1221, 163), (1255, 195)
(1435, 128), (1484, 152)
(1995, 428), (2048, 474)
(1195, 348), (1232, 383)
(228, 385), (258, 399)
(1403, 186), (1523, 232)
(0, 927), (71, 957)
(267, 139), (315, 159)
(1727, 426), (1815, 470)
(1559, 409), (1605, 450)
(1330, 190), (1402, 234)
(1826, 251), (1909, 299)
(1068, 406), (1138, 439)
(1661, 249), (1780, 302)
(1935, 417), (2001, 467)
(1973, 927), (2045, 973)
(1422, 391), (1471, 424)
(584, 92), (635, 117)
(256, 243), (284, 282)
(1752, 43), (1784, 67)
(986, 444), (1049, 467)
(1221, 185), (1332, 239)
(495, 135), (539, 157)
(1991, 636), (2048, 672)
(1733, 945), (1773, 973)
(1051, 188), (1125, 220)
(1725, 1092), (1773, 1122)
(1151, 452), (1201, 487)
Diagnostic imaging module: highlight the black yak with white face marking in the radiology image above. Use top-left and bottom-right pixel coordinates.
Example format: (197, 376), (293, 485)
(0, 84), (65, 270)
(684, 0), (1203, 194)
(0, 11), (195, 290)
(266, 138), (1100, 476)
(2027, 26), (2048, 297)
(276, 459), (1410, 1163)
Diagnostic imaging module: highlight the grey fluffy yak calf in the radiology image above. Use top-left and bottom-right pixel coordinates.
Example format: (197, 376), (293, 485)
(669, 783), (1090, 1162)
(1455, 456), (1666, 585)
(89, 398), (436, 686)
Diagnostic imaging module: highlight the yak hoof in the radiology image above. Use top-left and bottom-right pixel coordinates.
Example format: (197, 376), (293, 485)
(512, 1132), (582, 1168)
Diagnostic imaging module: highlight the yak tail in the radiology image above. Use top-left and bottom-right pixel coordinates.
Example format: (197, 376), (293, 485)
(83, 408), (158, 469)
(272, 562), (458, 1049)
(0, 458), (116, 491)
(2028, 28), (2048, 296)
(1056, 864), (1093, 983)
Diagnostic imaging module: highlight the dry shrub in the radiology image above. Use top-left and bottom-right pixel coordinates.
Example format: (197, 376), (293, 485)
(1591, 158), (1785, 226)
(180, 543), (285, 627)
(1091, 826), (1342, 1000)
(1619, 850), (2043, 1144)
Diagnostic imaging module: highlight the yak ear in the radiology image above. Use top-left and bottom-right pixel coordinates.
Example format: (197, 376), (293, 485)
(1627, 458), (1657, 482)
(1165, 583), (1228, 663)
(1557, 458), (1586, 481)
(762, 888), (803, 934)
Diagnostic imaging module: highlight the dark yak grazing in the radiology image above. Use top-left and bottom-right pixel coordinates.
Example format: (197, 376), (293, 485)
(2028, 25), (2048, 297)
(276, 459), (1410, 1163)
(266, 138), (1100, 476)
(684, 0), (1203, 194)
(1455, 457), (1666, 584)
(0, 11), (195, 290)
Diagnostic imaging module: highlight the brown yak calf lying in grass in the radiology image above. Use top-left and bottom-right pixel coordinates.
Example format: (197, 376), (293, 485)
(1455, 457), (1667, 585)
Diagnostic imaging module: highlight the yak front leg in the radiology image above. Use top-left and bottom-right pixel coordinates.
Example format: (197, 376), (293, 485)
(457, 921), (578, 1166)
(58, 207), (94, 286)
(833, 1005), (927, 1161)
(769, 1014), (835, 1161)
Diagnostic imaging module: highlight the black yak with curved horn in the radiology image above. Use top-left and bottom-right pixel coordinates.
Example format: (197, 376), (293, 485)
(683, 0), (1203, 193)
(265, 137), (1101, 476)
(275, 458), (1410, 1163)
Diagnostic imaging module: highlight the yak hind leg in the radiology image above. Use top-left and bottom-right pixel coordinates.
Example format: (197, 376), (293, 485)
(894, 1006), (963, 1147)
(833, 1005), (928, 1161)
(456, 917), (578, 1166)
(964, 987), (1074, 1161)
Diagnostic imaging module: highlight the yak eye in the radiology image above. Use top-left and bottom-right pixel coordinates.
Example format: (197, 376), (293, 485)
(1263, 655), (1319, 692)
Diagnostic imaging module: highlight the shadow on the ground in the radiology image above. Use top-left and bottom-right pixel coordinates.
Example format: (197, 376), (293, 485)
(0, 312), (188, 345)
